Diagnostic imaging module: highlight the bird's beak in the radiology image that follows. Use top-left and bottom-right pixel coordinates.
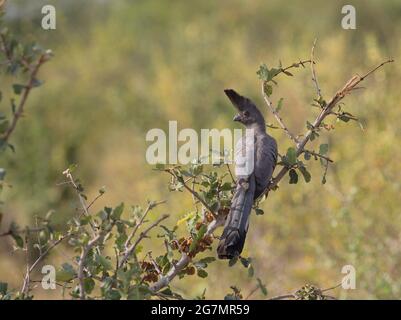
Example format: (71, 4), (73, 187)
(233, 113), (242, 122)
(224, 89), (245, 111)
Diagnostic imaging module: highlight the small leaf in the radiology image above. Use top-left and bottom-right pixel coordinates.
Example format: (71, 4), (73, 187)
(12, 234), (24, 248)
(197, 269), (208, 278)
(289, 169), (298, 184)
(275, 98), (284, 113)
(32, 78), (43, 87)
(257, 278), (268, 296)
(95, 254), (113, 271)
(229, 256), (238, 267)
(248, 265), (254, 278)
(319, 144), (329, 155)
(263, 83), (273, 97)
(255, 208), (264, 215)
(298, 166), (312, 183)
(111, 202), (124, 220)
(256, 64), (270, 81)
(12, 84), (25, 95)
(0, 282), (8, 295)
(84, 278), (95, 294)
(286, 147), (297, 165)
(56, 263), (76, 282)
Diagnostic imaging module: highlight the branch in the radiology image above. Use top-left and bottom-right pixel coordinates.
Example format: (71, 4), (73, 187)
(78, 233), (103, 300)
(165, 168), (217, 218)
(264, 58), (394, 194)
(118, 214), (169, 268)
(62, 168), (97, 235)
(302, 149), (334, 163)
(261, 89), (299, 145)
(150, 213), (226, 292)
(310, 38), (322, 99)
(1, 53), (50, 143)
(124, 200), (166, 250)
(20, 232), (72, 296)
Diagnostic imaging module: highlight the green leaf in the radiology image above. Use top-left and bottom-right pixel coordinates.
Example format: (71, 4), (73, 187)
(197, 257), (216, 265)
(256, 64), (270, 81)
(240, 257), (250, 268)
(220, 182), (233, 191)
(0, 120), (9, 134)
(56, 263), (76, 282)
(275, 98), (284, 113)
(257, 278), (268, 296)
(197, 269), (208, 278)
(289, 169), (298, 184)
(0, 282), (8, 295)
(95, 254), (113, 271)
(189, 224), (207, 253)
(248, 265), (254, 278)
(255, 208), (264, 215)
(32, 78), (43, 87)
(12, 84), (25, 95)
(111, 202), (124, 220)
(339, 114), (351, 122)
(298, 166), (311, 183)
(286, 147), (297, 165)
(229, 256), (238, 267)
(263, 83), (273, 97)
(12, 233), (24, 248)
(319, 144), (329, 155)
(84, 278), (95, 294)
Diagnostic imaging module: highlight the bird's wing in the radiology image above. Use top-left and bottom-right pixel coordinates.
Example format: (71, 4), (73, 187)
(254, 135), (278, 199)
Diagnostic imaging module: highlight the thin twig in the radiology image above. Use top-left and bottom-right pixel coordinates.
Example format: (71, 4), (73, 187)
(78, 233), (103, 300)
(1, 54), (49, 142)
(124, 200), (165, 250)
(262, 87), (299, 145)
(263, 58), (394, 196)
(302, 149), (334, 163)
(311, 38), (322, 99)
(119, 214), (169, 268)
(151, 57), (393, 294)
(20, 232), (72, 296)
(166, 169), (217, 218)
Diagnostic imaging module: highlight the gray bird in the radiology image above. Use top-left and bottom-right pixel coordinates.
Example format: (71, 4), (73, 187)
(217, 89), (278, 259)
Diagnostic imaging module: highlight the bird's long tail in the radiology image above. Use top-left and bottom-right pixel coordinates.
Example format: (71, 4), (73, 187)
(217, 175), (255, 259)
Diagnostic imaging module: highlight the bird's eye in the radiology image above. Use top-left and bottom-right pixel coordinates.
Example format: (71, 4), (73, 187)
(243, 111), (249, 117)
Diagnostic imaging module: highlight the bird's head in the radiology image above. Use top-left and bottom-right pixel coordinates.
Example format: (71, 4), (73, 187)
(224, 89), (265, 130)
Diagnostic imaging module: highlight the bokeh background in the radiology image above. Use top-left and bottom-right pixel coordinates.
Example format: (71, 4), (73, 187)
(1, 0), (401, 299)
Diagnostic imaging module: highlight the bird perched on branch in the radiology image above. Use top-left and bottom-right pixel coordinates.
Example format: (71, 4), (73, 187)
(217, 89), (277, 259)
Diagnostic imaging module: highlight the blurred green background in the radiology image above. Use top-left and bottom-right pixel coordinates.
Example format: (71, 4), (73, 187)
(1, 0), (401, 299)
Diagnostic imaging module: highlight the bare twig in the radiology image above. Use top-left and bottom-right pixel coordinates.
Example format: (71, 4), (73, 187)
(261, 89), (299, 145)
(119, 214), (169, 268)
(311, 38), (322, 99)
(20, 232), (72, 296)
(124, 200), (166, 250)
(264, 58), (394, 195)
(166, 168), (217, 218)
(302, 149), (334, 163)
(62, 168), (97, 234)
